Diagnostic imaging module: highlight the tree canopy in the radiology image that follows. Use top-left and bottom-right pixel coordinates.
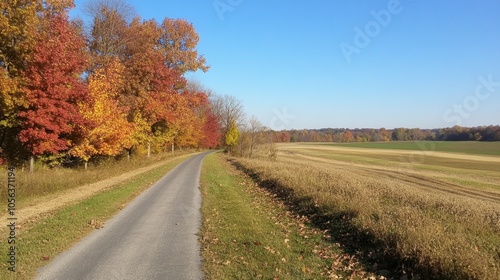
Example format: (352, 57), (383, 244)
(0, 0), (220, 166)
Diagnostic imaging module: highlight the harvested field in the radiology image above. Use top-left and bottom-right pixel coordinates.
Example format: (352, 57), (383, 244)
(230, 143), (500, 279)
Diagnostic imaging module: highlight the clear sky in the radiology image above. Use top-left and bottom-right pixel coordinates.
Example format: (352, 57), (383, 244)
(71, 0), (500, 130)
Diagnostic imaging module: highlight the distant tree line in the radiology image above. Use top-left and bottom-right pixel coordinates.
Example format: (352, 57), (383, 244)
(274, 125), (500, 143)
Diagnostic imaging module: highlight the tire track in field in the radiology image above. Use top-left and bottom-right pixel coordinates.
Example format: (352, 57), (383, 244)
(361, 168), (500, 203)
(281, 144), (500, 163)
(286, 152), (500, 204)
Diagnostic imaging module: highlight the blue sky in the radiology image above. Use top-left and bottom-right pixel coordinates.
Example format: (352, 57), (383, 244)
(71, 0), (500, 130)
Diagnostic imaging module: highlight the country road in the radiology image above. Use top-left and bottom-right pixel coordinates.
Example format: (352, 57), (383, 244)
(36, 152), (210, 280)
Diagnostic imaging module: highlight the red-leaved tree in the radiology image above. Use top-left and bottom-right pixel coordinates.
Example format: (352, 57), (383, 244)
(19, 12), (88, 157)
(200, 110), (220, 149)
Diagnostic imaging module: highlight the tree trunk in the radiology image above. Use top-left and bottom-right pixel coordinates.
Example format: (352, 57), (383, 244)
(127, 149), (131, 161)
(147, 142), (151, 158)
(30, 156), (34, 173)
(84, 161), (88, 170)
(171, 143), (174, 153)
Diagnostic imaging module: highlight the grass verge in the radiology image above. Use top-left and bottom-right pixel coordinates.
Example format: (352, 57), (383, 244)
(0, 155), (189, 280)
(200, 153), (385, 279)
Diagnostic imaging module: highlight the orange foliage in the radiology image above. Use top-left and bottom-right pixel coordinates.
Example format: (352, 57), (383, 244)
(72, 59), (133, 161)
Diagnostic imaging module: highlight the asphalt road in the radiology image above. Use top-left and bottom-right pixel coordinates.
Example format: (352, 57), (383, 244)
(36, 152), (210, 280)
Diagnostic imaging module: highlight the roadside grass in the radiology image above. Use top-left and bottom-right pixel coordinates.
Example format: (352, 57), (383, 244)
(0, 156), (188, 280)
(200, 153), (381, 279)
(321, 141), (500, 156)
(231, 148), (500, 279)
(0, 150), (195, 202)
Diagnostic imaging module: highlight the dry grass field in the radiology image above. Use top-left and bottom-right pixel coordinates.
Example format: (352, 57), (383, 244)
(231, 142), (500, 279)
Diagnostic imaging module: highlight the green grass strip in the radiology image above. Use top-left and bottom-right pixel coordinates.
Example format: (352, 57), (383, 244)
(201, 153), (349, 279)
(322, 141), (500, 156)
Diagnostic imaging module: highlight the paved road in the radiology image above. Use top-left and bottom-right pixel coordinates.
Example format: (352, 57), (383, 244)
(36, 152), (210, 280)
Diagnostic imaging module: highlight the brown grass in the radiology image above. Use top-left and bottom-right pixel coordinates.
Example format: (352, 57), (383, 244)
(0, 151), (196, 201)
(230, 143), (500, 279)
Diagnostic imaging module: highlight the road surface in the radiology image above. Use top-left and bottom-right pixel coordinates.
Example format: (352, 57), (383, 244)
(36, 152), (210, 280)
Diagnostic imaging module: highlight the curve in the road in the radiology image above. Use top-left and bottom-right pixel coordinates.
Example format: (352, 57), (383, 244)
(36, 152), (211, 280)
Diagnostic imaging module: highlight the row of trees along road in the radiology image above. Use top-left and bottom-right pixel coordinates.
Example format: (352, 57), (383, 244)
(1, 0), (257, 170)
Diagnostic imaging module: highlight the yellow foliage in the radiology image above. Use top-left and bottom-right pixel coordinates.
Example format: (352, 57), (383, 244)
(131, 110), (152, 147)
(71, 59), (133, 161)
(225, 120), (239, 147)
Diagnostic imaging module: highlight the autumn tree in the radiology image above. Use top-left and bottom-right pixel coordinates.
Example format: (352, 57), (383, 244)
(121, 18), (186, 154)
(274, 131), (291, 143)
(116, 17), (213, 154)
(85, 0), (135, 68)
(185, 80), (219, 149)
(0, 0), (42, 162)
(180, 92), (209, 147)
(18, 6), (89, 170)
(377, 128), (391, 142)
(225, 120), (239, 154)
(71, 59), (132, 168)
(159, 92), (205, 150)
(200, 109), (220, 149)
(211, 94), (244, 145)
(342, 130), (354, 143)
(83, 2), (212, 155)
(159, 18), (209, 74)
(0, 1), (40, 77)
